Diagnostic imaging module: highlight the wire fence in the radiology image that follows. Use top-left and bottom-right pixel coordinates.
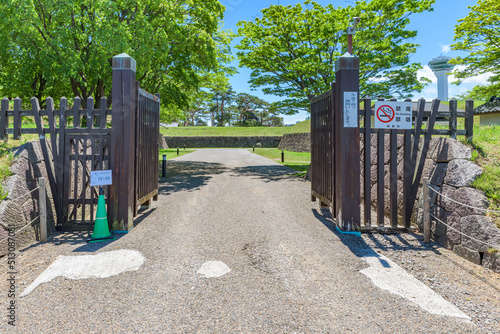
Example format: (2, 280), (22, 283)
(423, 179), (500, 251)
(0, 178), (47, 245)
(428, 186), (500, 214)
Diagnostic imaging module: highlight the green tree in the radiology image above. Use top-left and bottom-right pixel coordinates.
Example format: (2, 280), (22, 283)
(0, 0), (226, 110)
(450, 0), (500, 100)
(236, 0), (433, 111)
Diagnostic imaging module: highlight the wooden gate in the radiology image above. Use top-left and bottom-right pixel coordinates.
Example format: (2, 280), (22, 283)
(311, 91), (441, 231)
(0, 54), (161, 231)
(310, 89), (334, 209)
(134, 86), (160, 215)
(30, 96), (112, 230)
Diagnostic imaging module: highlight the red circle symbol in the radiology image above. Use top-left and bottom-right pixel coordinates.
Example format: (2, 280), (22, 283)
(376, 105), (395, 123)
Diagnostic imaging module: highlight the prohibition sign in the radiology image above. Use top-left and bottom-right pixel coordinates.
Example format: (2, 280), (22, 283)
(376, 105), (395, 123)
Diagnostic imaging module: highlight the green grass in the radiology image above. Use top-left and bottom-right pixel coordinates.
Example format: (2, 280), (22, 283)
(161, 126), (293, 137)
(159, 148), (196, 159)
(290, 119), (310, 133)
(250, 148), (310, 176)
(461, 124), (500, 224)
(160, 120), (310, 137)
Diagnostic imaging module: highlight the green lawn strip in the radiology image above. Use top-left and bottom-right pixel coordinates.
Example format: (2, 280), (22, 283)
(249, 148), (310, 176)
(159, 148), (196, 159)
(160, 121), (311, 137)
(161, 126), (294, 137)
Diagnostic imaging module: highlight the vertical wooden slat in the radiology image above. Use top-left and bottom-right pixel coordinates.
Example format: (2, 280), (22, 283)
(363, 98), (371, 227)
(0, 98), (9, 141)
(449, 98), (457, 139)
(63, 135), (72, 225)
(100, 97), (107, 129)
(390, 128), (398, 227)
(57, 98), (67, 228)
(403, 129), (412, 227)
(72, 139), (79, 223)
(81, 138), (87, 223)
(411, 98), (426, 164)
(377, 98), (385, 227)
(402, 98), (413, 228)
(87, 96), (94, 129)
(73, 97), (81, 128)
(31, 97), (58, 225)
(46, 97), (58, 159)
(409, 99), (440, 212)
(13, 97), (21, 140)
(90, 138), (95, 221)
(465, 99), (474, 142)
(39, 177), (47, 242)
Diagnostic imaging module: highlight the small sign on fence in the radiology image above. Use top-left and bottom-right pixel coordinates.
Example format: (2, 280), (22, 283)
(374, 101), (412, 129)
(343, 91), (358, 128)
(90, 170), (112, 187)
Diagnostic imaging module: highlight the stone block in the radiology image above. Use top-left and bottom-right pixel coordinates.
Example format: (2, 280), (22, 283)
(0, 200), (26, 230)
(420, 159), (436, 185)
(159, 136), (169, 149)
(460, 215), (500, 252)
(482, 252), (500, 272)
(437, 185), (489, 217)
(446, 212), (462, 245)
(453, 244), (481, 265)
(428, 137), (472, 162)
(429, 205), (450, 237)
(2, 175), (30, 202)
(443, 159), (482, 187)
(430, 163), (447, 186)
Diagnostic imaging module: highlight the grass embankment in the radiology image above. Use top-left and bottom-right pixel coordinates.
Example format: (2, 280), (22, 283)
(160, 120), (310, 137)
(250, 148), (311, 177)
(464, 124), (500, 224)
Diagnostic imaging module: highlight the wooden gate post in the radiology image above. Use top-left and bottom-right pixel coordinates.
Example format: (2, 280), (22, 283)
(333, 54), (361, 232)
(110, 53), (137, 231)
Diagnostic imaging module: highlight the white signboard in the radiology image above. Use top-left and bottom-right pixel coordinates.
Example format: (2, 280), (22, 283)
(90, 170), (112, 187)
(343, 91), (358, 128)
(374, 101), (412, 130)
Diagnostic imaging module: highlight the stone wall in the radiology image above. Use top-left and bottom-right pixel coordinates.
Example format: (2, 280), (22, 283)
(0, 141), (56, 257)
(360, 135), (500, 271)
(165, 136), (282, 148)
(278, 133), (311, 152)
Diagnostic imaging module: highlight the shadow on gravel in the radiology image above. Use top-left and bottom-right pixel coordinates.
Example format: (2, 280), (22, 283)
(311, 208), (438, 266)
(158, 161), (228, 195)
(230, 165), (302, 183)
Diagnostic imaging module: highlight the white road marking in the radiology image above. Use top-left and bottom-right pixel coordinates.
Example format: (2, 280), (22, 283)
(21, 250), (145, 297)
(197, 261), (231, 278)
(361, 254), (470, 320)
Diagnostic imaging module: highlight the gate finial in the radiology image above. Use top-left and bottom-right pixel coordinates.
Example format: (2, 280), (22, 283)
(112, 53), (136, 72)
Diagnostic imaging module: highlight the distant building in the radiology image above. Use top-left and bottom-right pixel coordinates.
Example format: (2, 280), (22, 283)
(428, 56), (455, 101)
(474, 99), (500, 126)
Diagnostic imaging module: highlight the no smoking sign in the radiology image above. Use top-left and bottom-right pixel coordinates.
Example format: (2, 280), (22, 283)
(374, 101), (412, 129)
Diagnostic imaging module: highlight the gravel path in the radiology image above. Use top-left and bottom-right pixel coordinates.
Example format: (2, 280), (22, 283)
(1, 149), (499, 333)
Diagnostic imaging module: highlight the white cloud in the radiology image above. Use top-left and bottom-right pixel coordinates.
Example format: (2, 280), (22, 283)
(440, 44), (451, 54)
(450, 65), (494, 85)
(417, 65), (437, 84)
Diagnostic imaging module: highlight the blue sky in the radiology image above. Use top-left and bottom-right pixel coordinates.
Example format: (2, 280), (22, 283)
(220, 0), (486, 124)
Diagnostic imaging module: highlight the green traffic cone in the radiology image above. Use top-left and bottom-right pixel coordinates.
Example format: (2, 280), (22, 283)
(87, 187), (115, 243)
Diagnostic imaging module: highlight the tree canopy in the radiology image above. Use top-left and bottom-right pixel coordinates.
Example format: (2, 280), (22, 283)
(235, 0), (434, 111)
(0, 0), (229, 110)
(450, 0), (500, 100)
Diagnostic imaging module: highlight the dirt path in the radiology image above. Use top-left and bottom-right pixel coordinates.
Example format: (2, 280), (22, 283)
(1, 149), (498, 333)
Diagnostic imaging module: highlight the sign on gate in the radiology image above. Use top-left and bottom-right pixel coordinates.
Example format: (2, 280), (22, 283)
(343, 91), (358, 128)
(374, 101), (412, 129)
(90, 170), (112, 187)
